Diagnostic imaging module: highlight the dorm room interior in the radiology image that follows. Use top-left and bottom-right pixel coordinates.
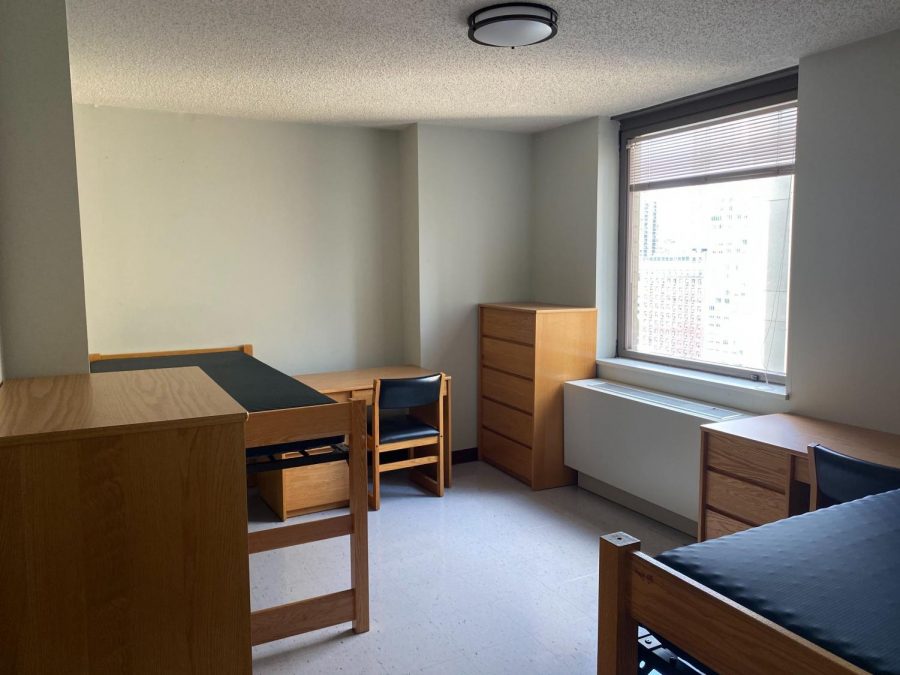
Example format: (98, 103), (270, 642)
(2, 2), (900, 674)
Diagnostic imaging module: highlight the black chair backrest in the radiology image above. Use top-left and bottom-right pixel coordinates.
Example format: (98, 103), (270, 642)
(812, 444), (900, 508)
(378, 374), (442, 411)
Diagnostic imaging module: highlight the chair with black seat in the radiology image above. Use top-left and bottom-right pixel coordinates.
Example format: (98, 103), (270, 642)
(368, 373), (445, 510)
(809, 443), (900, 509)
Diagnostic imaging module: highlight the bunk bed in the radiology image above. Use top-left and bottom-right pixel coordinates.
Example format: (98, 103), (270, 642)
(598, 488), (900, 675)
(89, 344), (369, 645)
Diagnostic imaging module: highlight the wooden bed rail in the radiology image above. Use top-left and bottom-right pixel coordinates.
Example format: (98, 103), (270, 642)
(598, 532), (862, 675)
(89, 344), (253, 361)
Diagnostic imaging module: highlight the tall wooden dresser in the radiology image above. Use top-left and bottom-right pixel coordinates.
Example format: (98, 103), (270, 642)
(478, 303), (597, 489)
(0, 367), (252, 673)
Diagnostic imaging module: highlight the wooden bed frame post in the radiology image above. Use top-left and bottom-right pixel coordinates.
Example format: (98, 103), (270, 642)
(349, 398), (369, 633)
(598, 532), (640, 675)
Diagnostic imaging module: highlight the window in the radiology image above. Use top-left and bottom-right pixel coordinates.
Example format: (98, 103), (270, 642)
(620, 102), (796, 383)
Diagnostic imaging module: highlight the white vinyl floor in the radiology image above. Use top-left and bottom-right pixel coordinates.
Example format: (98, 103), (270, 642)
(249, 461), (692, 674)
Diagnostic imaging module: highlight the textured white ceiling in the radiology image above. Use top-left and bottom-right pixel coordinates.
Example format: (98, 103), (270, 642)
(66, 1), (900, 132)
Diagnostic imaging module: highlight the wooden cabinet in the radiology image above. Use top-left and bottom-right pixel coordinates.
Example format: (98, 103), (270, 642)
(699, 413), (900, 541)
(478, 303), (597, 490)
(0, 368), (252, 673)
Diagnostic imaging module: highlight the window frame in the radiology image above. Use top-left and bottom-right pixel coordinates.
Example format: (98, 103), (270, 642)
(613, 69), (798, 384)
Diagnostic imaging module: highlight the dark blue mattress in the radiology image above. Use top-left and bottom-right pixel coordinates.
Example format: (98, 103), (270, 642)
(90, 351), (333, 412)
(655, 489), (900, 674)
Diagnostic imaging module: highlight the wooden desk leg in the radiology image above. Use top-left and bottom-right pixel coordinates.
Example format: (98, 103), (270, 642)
(444, 379), (452, 488)
(348, 399), (370, 633)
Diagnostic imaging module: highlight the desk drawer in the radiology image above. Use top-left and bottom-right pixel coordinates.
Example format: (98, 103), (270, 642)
(481, 429), (532, 483)
(481, 337), (534, 379)
(706, 470), (785, 526)
(481, 398), (532, 447)
(481, 308), (535, 345)
(704, 509), (752, 540)
(481, 367), (534, 413)
(706, 432), (787, 492)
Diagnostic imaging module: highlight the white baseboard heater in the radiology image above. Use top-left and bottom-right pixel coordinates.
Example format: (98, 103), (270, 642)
(564, 379), (747, 530)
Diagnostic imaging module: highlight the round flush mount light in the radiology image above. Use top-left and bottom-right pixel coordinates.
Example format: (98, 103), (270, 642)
(468, 3), (558, 48)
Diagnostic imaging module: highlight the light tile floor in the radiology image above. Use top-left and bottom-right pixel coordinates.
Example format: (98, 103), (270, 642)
(249, 461), (692, 674)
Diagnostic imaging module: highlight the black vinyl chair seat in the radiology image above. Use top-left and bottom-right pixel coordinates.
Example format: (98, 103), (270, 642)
(812, 443), (900, 508)
(368, 410), (439, 445)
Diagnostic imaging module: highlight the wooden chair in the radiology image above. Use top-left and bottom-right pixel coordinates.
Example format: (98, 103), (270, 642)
(367, 373), (445, 510)
(809, 443), (900, 509)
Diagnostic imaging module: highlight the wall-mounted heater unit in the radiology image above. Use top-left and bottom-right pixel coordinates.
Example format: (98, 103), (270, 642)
(564, 379), (747, 531)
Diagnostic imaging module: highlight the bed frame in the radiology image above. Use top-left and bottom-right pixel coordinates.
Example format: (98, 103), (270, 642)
(598, 532), (863, 675)
(89, 344), (369, 644)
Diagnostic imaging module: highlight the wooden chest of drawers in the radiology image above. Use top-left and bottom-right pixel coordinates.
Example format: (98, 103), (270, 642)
(478, 303), (597, 490)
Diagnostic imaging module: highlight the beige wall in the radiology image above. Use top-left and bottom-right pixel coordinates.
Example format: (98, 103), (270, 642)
(413, 125), (534, 449)
(74, 105), (404, 376)
(531, 119), (599, 309)
(787, 29), (900, 434)
(0, 0), (90, 379)
(75, 112), (534, 450)
(531, 117), (619, 357)
(399, 125), (422, 365)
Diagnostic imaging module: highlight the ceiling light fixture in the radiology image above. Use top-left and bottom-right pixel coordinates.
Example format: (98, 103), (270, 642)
(468, 3), (558, 48)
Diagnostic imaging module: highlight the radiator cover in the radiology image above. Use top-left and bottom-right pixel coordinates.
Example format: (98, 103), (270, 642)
(564, 379), (746, 521)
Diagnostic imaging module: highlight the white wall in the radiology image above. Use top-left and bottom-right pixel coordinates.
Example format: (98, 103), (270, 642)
(412, 125), (534, 449)
(75, 112), (533, 449)
(399, 125), (421, 365)
(531, 117), (619, 357)
(0, 0), (90, 379)
(787, 29), (900, 434)
(74, 105), (404, 375)
(531, 119), (599, 308)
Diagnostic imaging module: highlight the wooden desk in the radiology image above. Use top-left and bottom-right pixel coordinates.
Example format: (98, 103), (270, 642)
(699, 413), (900, 541)
(256, 366), (452, 519)
(0, 368), (252, 673)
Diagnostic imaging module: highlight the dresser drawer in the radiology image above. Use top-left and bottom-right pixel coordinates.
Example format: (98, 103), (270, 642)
(481, 398), (533, 447)
(704, 509), (752, 540)
(481, 337), (534, 379)
(705, 432), (787, 492)
(481, 429), (532, 482)
(481, 307), (535, 345)
(481, 367), (534, 413)
(706, 470), (786, 525)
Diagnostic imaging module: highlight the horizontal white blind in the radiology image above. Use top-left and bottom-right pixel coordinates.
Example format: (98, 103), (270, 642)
(628, 103), (797, 191)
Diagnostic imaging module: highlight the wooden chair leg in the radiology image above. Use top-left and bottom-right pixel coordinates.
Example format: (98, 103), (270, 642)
(348, 400), (369, 633)
(435, 436), (445, 497)
(408, 442), (444, 498)
(368, 444), (381, 511)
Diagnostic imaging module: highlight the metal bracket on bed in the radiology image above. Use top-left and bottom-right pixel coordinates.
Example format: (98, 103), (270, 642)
(245, 441), (350, 474)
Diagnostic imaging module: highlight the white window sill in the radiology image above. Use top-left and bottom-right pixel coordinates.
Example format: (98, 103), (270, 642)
(596, 357), (788, 411)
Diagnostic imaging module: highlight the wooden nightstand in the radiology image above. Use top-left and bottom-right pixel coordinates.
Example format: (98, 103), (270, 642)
(699, 413), (900, 541)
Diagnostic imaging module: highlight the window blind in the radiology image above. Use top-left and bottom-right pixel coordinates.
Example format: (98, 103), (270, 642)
(628, 103), (797, 192)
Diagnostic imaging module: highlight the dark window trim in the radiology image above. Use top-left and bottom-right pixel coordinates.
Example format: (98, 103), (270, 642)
(613, 66), (798, 140)
(614, 68), (798, 384)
